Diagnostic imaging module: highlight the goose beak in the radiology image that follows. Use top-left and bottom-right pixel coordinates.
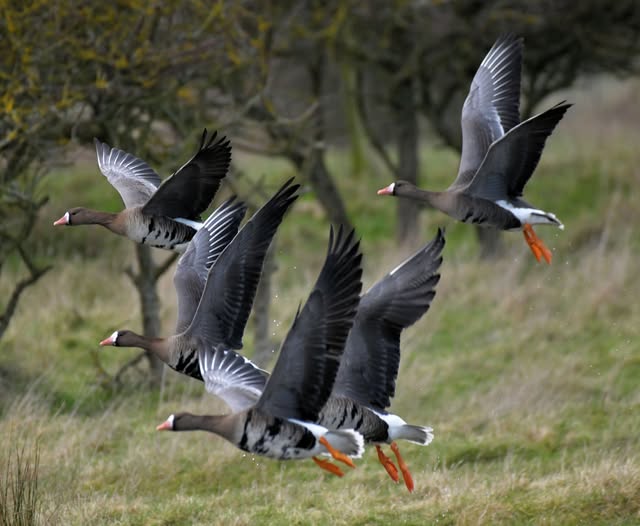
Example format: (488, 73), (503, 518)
(377, 183), (394, 196)
(53, 212), (70, 226)
(99, 333), (117, 346)
(156, 419), (172, 431)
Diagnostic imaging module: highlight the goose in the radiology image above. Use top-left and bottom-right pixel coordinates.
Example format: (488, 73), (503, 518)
(377, 35), (571, 263)
(99, 179), (299, 379)
(54, 129), (231, 252)
(157, 226), (365, 474)
(316, 228), (444, 491)
(149, 218), (443, 486)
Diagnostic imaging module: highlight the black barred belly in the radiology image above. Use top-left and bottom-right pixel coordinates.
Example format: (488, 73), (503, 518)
(238, 409), (316, 460)
(317, 396), (389, 443)
(174, 350), (203, 381)
(135, 216), (196, 251)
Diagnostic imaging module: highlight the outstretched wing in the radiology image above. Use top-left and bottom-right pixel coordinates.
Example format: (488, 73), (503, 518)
(333, 229), (444, 411)
(94, 139), (161, 208)
(257, 226), (363, 422)
(198, 346), (268, 413)
(173, 198), (247, 334)
(142, 129), (232, 220)
(452, 35), (522, 189)
(464, 102), (571, 201)
(185, 178), (299, 349)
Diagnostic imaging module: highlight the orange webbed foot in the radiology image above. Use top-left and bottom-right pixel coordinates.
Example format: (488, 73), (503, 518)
(390, 441), (414, 493)
(376, 445), (399, 483)
(319, 436), (356, 469)
(312, 456), (344, 477)
(523, 224), (552, 264)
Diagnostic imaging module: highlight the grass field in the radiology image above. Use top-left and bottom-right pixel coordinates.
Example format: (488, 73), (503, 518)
(1, 78), (639, 525)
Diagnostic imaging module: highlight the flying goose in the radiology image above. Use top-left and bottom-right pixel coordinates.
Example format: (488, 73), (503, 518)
(318, 228), (444, 491)
(157, 226), (365, 474)
(377, 35), (570, 263)
(154, 223), (443, 486)
(99, 179), (299, 379)
(54, 129), (231, 252)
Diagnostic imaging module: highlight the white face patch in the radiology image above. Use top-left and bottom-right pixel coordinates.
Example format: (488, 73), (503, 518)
(167, 414), (175, 430)
(109, 331), (119, 345)
(63, 211), (70, 224)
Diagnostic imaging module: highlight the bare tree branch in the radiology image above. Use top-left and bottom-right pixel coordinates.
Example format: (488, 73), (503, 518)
(0, 262), (51, 341)
(112, 351), (147, 387)
(154, 252), (179, 281)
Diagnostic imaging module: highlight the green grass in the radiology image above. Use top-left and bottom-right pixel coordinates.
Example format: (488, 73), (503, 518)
(1, 80), (640, 524)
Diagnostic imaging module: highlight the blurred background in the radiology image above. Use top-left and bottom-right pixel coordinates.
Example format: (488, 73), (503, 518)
(1, 2), (639, 524)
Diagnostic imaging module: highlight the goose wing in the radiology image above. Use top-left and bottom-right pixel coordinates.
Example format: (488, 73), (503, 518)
(174, 198), (247, 334)
(257, 227), (363, 422)
(94, 139), (161, 208)
(333, 229), (444, 411)
(142, 130), (232, 220)
(452, 35), (522, 189)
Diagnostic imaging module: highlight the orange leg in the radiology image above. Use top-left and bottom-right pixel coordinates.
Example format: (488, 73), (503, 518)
(312, 456), (344, 477)
(390, 441), (414, 493)
(376, 445), (399, 483)
(319, 436), (356, 469)
(523, 224), (552, 264)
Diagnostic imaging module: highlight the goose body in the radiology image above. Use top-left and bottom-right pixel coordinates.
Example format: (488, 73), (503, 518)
(54, 129), (232, 252)
(99, 179), (300, 378)
(158, 226), (365, 473)
(161, 409), (363, 462)
(377, 34), (570, 263)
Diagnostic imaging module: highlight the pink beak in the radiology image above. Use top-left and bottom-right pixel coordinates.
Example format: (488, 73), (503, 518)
(156, 420), (172, 431)
(99, 336), (115, 346)
(377, 183), (394, 196)
(53, 212), (69, 226)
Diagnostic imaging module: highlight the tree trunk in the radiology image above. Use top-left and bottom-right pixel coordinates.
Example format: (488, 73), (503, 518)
(340, 58), (365, 178)
(394, 76), (421, 246)
(308, 148), (353, 229)
(292, 51), (352, 230)
(251, 241), (277, 368)
(133, 244), (165, 387)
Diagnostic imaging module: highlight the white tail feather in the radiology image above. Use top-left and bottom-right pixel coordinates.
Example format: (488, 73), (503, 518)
(323, 429), (365, 458)
(377, 412), (434, 446)
(390, 424), (434, 446)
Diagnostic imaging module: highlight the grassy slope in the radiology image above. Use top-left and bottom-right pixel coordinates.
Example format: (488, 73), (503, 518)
(1, 79), (639, 525)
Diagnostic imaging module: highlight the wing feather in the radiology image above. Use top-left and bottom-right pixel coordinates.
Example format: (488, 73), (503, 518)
(94, 139), (161, 208)
(332, 229), (445, 411)
(257, 226), (363, 421)
(173, 198), (247, 334)
(453, 35), (522, 188)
